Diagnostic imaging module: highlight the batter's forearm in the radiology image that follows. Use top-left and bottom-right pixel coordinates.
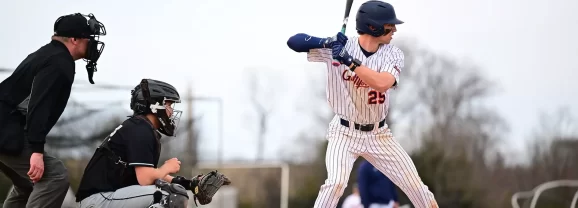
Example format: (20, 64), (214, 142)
(287, 33), (328, 52)
(352, 65), (396, 92)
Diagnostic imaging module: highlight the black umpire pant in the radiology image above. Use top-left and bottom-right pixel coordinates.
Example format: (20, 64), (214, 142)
(0, 146), (70, 208)
(0, 106), (69, 208)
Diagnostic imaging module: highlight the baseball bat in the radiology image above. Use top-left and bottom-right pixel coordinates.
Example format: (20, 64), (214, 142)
(332, 0), (355, 66)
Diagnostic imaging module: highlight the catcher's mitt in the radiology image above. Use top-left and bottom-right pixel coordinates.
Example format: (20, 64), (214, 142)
(192, 170), (231, 206)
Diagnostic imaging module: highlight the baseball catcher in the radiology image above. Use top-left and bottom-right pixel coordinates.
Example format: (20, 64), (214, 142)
(75, 78), (231, 208)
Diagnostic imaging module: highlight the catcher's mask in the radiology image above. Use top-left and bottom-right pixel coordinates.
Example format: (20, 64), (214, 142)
(53, 13), (107, 84)
(130, 79), (182, 137)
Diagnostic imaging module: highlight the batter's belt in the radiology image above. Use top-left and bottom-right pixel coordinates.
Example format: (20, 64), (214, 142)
(340, 118), (385, 131)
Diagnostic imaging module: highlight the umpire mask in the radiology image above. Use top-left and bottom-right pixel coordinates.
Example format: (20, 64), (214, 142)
(84, 14), (106, 84)
(54, 13), (107, 84)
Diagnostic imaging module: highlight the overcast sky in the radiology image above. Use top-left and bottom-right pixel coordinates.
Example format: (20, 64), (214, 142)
(1, 0), (577, 164)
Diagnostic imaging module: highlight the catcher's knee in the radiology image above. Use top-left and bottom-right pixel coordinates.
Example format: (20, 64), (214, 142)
(163, 183), (189, 208)
(152, 180), (189, 208)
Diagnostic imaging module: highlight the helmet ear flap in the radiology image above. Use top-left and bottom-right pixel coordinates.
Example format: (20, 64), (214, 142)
(130, 85), (141, 114)
(369, 20), (386, 37)
(129, 81), (152, 115)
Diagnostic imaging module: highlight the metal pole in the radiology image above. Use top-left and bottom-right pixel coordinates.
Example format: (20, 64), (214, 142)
(191, 96), (224, 208)
(280, 164), (290, 208)
(190, 97), (223, 166)
(217, 99), (224, 168)
(216, 99), (224, 208)
(186, 84), (195, 168)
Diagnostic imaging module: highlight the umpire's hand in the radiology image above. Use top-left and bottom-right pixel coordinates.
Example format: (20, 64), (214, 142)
(28, 153), (44, 183)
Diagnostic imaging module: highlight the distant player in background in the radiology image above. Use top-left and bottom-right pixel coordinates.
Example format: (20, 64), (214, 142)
(341, 183), (363, 208)
(286, 0), (438, 207)
(358, 160), (399, 208)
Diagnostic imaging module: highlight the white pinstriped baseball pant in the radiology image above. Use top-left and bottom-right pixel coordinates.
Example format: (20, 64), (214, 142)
(313, 116), (438, 208)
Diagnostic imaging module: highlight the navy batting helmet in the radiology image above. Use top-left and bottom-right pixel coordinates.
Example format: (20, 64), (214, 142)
(356, 0), (404, 37)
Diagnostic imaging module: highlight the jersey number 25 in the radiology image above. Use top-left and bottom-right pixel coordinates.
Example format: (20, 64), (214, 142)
(368, 90), (385, 104)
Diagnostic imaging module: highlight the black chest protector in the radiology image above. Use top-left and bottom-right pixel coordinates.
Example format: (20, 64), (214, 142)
(96, 116), (160, 176)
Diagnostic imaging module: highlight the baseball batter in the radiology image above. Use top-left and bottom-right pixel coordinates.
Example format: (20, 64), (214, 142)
(286, 1), (439, 208)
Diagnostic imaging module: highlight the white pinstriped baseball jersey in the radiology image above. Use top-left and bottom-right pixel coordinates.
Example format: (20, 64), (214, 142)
(307, 36), (404, 124)
(307, 36), (438, 208)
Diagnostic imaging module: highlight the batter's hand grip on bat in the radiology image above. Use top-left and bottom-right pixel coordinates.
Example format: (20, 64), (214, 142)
(331, 27), (347, 67)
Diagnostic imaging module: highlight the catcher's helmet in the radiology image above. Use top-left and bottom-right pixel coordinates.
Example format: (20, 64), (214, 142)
(356, 0), (404, 37)
(130, 79), (182, 137)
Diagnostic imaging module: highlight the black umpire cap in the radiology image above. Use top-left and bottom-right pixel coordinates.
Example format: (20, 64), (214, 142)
(53, 13), (103, 39)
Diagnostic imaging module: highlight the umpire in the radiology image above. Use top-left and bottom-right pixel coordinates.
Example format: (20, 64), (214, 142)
(0, 13), (106, 208)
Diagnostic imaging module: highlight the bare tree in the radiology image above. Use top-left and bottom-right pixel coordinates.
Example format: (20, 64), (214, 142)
(303, 69), (334, 132)
(163, 84), (202, 169)
(45, 100), (127, 158)
(288, 66), (333, 163)
(249, 70), (271, 161)
(533, 106), (578, 143)
(384, 39), (511, 207)
(527, 107), (578, 182)
(393, 39), (507, 163)
(488, 109), (578, 208)
(243, 68), (284, 161)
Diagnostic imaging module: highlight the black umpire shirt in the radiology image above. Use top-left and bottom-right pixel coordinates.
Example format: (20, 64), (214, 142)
(0, 40), (75, 154)
(75, 116), (161, 202)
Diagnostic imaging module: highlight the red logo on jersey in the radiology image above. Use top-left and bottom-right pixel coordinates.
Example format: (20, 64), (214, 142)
(342, 70), (369, 88)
